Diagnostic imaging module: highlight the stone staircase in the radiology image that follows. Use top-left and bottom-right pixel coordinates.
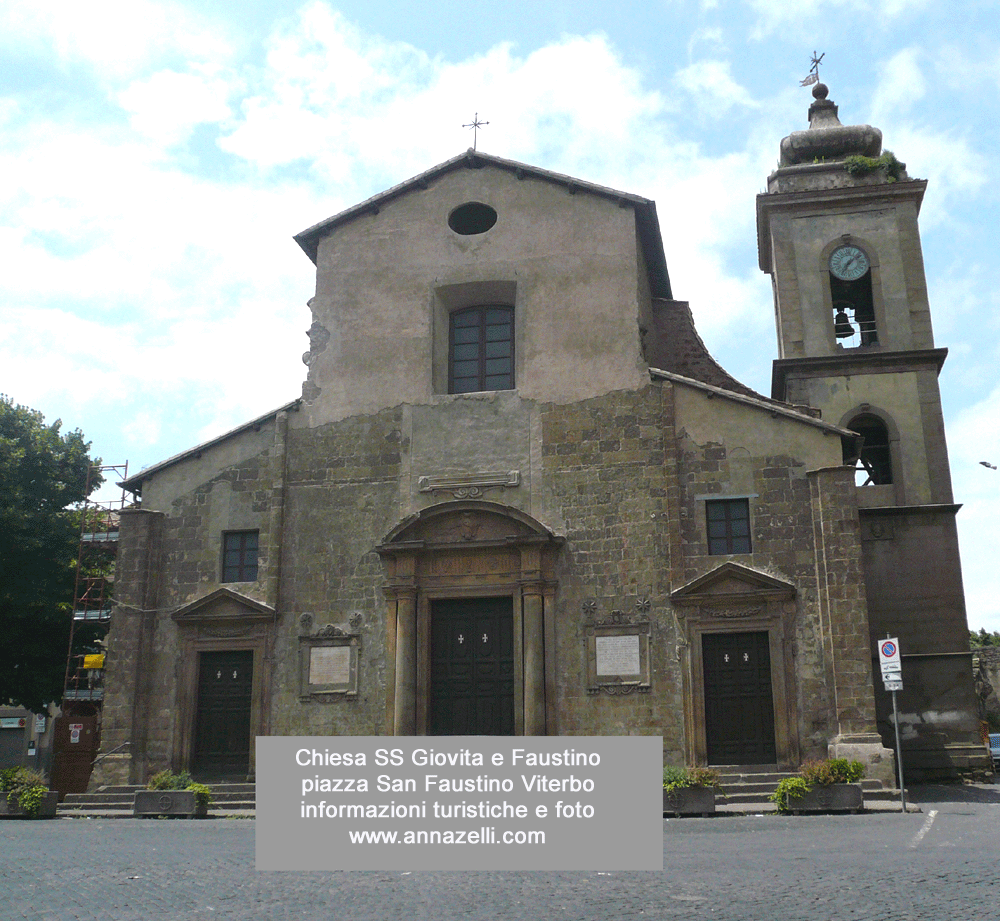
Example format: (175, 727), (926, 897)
(714, 769), (902, 812)
(58, 783), (256, 818)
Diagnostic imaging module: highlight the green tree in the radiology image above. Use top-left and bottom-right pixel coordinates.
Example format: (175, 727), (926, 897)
(0, 396), (102, 712)
(970, 629), (1000, 648)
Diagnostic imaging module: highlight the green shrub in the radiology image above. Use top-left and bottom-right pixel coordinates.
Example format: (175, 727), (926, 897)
(186, 782), (213, 808)
(770, 776), (811, 813)
(771, 759), (865, 814)
(800, 758), (864, 785)
(844, 150), (905, 182)
(0, 767), (50, 817)
(147, 770), (193, 791)
(147, 770), (212, 808)
(662, 765), (721, 792)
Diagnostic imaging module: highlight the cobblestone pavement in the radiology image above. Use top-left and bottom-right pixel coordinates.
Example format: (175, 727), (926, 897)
(2, 786), (997, 921)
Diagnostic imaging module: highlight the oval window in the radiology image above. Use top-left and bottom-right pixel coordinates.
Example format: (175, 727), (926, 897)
(448, 202), (498, 235)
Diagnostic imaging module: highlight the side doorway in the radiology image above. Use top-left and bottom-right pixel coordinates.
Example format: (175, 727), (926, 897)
(702, 631), (777, 765)
(191, 650), (253, 780)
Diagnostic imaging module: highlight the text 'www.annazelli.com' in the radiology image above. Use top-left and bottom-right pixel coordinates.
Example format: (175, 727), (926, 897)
(347, 828), (545, 845)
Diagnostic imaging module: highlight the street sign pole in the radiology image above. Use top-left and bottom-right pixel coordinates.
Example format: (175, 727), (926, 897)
(891, 687), (906, 813)
(880, 634), (906, 813)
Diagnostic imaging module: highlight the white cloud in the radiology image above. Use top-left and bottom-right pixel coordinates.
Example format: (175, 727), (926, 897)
(673, 60), (760, 117)
(879, 127), (988, 228)
(747, 0), (932, 37)
(947, 388), (1000, 631)
(0, 4), (784, 474)
(870, 48), (926, 123)
(0, 0), (234, 83)
(117, 67), (235, 147)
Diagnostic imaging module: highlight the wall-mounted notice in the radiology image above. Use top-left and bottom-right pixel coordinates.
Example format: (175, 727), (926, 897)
(256, 736), (662, 871)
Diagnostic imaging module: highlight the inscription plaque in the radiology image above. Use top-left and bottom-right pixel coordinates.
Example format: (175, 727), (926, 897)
(298, 632), (360, 699)
(596, 635), (641, 676)
(309, 646), (351, 685)
(584, 610), (651, 695)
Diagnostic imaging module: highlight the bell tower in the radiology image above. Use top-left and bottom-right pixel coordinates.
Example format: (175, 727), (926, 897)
(756, 83), (990, 779)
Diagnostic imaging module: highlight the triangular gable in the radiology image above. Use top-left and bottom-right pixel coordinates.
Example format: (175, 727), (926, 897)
(293, 149), (671, 299)
(671, 562), (796, 605)
(171, 587), (276, 624)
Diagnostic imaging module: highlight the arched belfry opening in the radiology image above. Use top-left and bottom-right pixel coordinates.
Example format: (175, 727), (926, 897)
(829, 242), (878, 347)
(376, 501), (562, 736)
(843, 412), (894, 487)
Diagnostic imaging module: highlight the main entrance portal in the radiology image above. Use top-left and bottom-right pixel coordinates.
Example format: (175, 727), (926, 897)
(430, 597), (515, 735)
(702, 631), (777, 765)
(192, 650), (253, 779)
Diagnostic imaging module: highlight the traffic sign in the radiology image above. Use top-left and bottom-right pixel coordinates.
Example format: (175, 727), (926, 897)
(878, 638), (901, 665)
(878, 637), (901, 676)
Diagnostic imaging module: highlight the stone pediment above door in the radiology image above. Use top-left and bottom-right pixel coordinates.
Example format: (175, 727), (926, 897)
(172, 587), (277, 633)
(379, 500), (559, 551)
(671, 562), (796, 606)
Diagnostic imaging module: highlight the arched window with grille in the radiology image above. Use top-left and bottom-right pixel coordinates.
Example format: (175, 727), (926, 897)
(448, 305), (514, 393)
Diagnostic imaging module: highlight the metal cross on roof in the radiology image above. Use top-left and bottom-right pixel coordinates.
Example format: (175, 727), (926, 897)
(463, 112), (489, 150)
(801, 50), (824, 87)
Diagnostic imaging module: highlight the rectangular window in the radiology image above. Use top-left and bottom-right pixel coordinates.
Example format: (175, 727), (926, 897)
(706, 499), (751, 555)
(222, 530), (259, 582)
(449, 305), (514, 393)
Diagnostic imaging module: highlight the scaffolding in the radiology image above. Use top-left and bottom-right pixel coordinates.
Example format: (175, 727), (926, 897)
(62, 463), (128, 709)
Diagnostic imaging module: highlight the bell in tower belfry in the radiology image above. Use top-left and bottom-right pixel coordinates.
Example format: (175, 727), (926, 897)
(757, 78), (992, 781)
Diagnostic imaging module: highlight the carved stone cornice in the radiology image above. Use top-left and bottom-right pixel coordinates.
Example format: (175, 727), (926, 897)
(417, 470), (520, 499)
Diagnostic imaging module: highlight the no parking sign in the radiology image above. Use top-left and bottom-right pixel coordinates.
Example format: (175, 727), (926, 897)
(879, 637), (902, 690)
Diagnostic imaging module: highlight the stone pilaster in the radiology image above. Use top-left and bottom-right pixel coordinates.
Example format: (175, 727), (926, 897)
(89, 507), (164, 788)
(809, 466), (894, 786)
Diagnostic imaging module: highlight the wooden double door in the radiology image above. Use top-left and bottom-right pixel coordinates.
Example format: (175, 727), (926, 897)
(702, 631), (777, 765)
(192, 650), (253, 780)
(430, 597), (514, 735)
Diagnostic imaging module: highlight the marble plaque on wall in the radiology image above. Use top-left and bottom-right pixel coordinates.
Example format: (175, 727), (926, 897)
(299, 634), (360, 699)
(595, 634), (641, 676)
(585, 615), (651, 695)
(310, 646), (351, 685)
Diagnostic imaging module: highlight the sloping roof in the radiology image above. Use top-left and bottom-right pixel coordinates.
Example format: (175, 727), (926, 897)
(644, 298), (770, 402)
(121, 398), (301, 494)
(649, 366), (859, 441)
(293, 149), (672, 300)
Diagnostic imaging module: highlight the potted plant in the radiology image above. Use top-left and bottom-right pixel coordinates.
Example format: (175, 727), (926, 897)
(770, 758), (865, 815)
(0, 767), (59, 819)
(134, 770), (213, 818)
(662, 766), (721, 817)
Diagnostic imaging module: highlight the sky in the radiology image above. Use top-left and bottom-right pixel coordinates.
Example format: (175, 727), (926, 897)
(2, 0), (999, 632)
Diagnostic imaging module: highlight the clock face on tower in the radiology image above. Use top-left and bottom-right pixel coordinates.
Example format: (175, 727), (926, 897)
(829, 244), (870, 281)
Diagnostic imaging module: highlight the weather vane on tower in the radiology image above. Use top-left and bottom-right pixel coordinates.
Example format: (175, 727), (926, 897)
(463, 112), (489, 150)
(801, 51), (824, 86)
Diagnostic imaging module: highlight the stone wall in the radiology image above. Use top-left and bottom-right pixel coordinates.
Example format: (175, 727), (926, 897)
(538, 385), (680, 755)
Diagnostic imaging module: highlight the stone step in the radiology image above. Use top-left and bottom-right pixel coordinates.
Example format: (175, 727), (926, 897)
(718, 778), (887, 794)
(711, 769), (897, 809)
(58, 783), (257, 817)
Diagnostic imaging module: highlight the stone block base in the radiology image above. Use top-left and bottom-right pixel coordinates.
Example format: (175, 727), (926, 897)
(134, 790), (207, 818)
(0, 791), (59, 819)
(88, 752), (133, 790)
(829, 734), (895, 788)
(788, 783), (863, 815)
(662, 786), (716, 817)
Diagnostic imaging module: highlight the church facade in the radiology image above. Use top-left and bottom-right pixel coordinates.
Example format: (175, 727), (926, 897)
(93, 87), (991, 788)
